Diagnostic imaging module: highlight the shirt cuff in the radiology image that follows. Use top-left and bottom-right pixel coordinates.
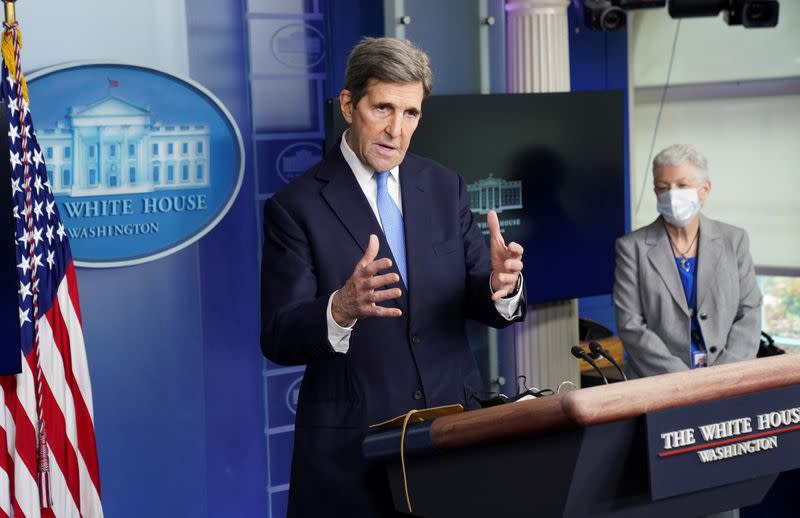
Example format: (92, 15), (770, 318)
(491, 274), (524, 321)
(327, 290), (355, 353)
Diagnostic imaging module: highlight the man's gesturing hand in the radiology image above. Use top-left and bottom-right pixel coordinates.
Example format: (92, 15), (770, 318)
(487, 210), (524, 301)
(331, 234), (403, 327)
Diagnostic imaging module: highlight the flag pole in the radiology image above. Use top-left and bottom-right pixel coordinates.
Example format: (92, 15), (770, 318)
(2, 1), (53, 508)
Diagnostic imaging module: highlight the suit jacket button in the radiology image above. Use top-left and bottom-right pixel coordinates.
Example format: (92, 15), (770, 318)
(699, 313), (708, 320)
(413, 390), (423, 401)
(709, 346), (718, 354)
(411, 335), (421, 345)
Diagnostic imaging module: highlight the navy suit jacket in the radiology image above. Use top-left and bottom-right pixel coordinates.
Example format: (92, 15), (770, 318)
(260, 146), (525, 516)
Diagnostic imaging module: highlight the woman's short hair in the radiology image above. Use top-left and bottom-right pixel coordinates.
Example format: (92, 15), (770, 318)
(652, 144), (710, 183)
(343, 37), (433, 108)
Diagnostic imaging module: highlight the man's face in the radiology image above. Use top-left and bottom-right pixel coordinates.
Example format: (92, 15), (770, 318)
(340, 79), (424, 172)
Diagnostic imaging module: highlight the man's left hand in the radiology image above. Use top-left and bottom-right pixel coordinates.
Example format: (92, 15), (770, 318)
(487, 210), (524, 301)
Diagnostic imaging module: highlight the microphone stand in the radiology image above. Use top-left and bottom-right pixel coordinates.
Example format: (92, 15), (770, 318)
(589, 341), (628, 382)
(570, 345), (608, 385)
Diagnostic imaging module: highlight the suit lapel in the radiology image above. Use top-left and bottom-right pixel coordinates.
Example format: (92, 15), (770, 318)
(399, 157), (431, 321)
(696, 214), (722, 310)
(319, 149), (380, 254)
(646, 218), (691, 317)
(318, 148), (408, 314)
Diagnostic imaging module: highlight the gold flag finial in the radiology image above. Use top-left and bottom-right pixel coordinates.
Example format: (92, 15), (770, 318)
(4, 1), (16, 26)
(1, 0), (29, 105)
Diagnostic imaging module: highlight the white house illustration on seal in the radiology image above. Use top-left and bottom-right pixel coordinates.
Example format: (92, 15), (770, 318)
(37, 95), (210, 197)
(467, 174), (523, 214)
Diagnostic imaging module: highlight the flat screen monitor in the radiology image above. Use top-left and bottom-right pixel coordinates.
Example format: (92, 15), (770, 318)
(324, 91), (626, 304)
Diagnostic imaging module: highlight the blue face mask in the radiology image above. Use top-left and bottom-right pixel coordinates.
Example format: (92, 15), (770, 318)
(657, 188), (700, 227)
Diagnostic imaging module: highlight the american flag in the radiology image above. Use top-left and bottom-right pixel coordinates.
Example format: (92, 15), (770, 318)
(1, 24), (103, 517)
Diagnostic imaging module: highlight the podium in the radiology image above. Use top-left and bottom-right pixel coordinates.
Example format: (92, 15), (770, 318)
(364, 354), (800, 517)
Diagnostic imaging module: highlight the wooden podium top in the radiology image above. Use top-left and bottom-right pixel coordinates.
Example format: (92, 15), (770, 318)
(430, 354), (800, 451)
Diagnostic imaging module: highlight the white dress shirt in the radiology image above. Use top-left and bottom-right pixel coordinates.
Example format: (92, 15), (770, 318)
(326, 132), (523, 352)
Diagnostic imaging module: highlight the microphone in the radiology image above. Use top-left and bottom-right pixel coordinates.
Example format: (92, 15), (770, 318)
(571, 345), (608, 385)
(589, 341), (628, 382)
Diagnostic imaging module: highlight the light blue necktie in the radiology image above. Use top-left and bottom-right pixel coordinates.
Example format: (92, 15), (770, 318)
(374, 171), (407, 286)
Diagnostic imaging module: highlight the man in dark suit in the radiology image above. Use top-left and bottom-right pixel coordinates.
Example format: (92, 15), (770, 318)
(261, 37), (526, 516)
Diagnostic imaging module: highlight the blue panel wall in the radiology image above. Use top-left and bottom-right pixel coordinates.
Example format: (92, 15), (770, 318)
(185, 2), (267, 517)
(244, 1), (347, 515)
(324, 0), (384, 101)
(79, 2), (267, 517)
(568, 4), (629, 335)
(80, 251), (208, 517)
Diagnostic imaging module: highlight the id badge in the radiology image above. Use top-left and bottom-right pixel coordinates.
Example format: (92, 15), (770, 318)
(693, 351), (707, 369)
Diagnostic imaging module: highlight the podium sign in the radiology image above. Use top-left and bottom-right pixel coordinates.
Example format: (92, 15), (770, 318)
(646, 384), (800, 500)
(369, 357), (800, 516)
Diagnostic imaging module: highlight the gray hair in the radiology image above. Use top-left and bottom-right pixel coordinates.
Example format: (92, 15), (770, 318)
(343, 37), (433, 108)
(652, 144), (710, 183)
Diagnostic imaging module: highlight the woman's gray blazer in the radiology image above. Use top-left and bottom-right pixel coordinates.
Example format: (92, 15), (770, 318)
(613, 215), (762, 379)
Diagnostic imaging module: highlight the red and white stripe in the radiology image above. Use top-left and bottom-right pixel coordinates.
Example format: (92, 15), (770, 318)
(0, 265), (103, 518)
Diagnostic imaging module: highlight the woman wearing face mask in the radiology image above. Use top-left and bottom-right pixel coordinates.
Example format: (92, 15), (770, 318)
(613, 144), (762, 380)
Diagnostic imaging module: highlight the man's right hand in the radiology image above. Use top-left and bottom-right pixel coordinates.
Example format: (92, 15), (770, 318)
(331, 234), (403, 327)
